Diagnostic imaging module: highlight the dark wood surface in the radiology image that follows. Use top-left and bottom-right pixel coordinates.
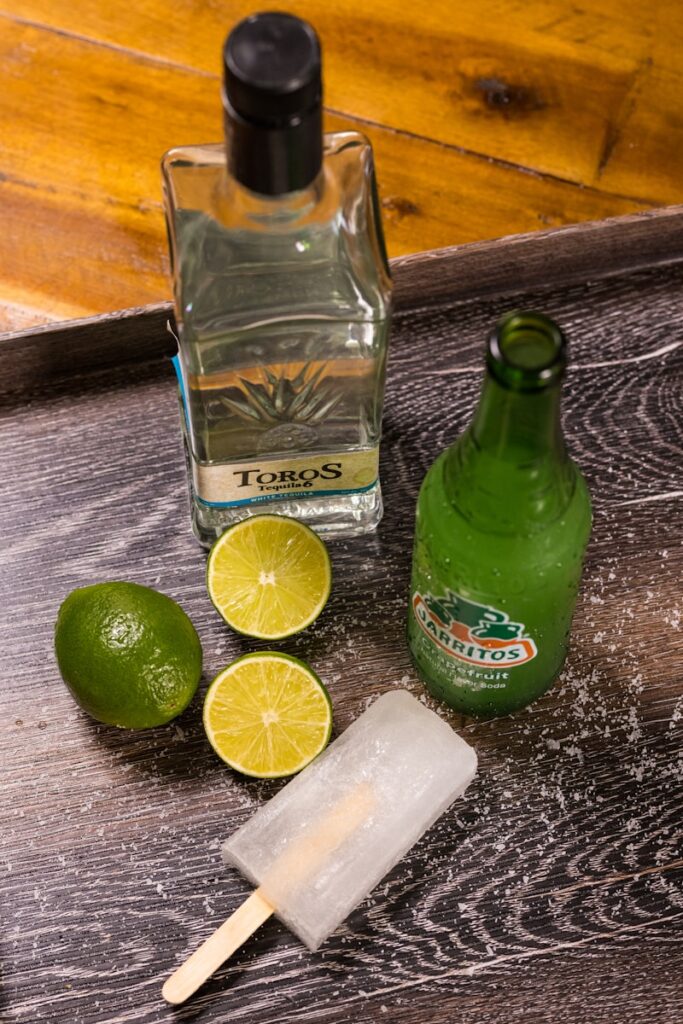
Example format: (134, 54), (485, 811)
(1, 233), (682, 1023)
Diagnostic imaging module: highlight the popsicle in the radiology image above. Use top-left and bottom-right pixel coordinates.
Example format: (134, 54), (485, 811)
(163, 689), (477, 1003)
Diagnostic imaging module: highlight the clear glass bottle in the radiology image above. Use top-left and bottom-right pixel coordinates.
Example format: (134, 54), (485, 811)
(161, 12), (392, 547)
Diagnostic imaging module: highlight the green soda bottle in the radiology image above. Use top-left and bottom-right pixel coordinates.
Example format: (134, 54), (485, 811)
(407, 311), (592, 717)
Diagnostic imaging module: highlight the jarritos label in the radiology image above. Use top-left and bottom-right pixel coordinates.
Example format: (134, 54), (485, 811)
(413, 589), (538, 667)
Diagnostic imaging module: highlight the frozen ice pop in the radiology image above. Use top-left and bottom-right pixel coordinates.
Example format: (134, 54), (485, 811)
(163, 690), (477, 1003)
(223, 689), (477, 948)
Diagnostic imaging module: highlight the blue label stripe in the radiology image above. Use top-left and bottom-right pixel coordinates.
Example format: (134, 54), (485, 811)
(172, 354), (191, 424)
(196, 481), (378, 509)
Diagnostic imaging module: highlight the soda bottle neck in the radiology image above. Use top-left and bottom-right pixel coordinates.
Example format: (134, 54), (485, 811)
(444, 312), (575, 533)
(470, 372), (566, 461)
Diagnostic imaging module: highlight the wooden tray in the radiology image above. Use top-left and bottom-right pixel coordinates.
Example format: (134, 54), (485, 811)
(2, 207), (682, 1024)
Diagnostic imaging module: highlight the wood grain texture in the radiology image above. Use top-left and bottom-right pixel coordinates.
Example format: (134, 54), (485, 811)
(2, 1), (682, 329)
(1, 249), (682, 1023)
(5, 0), (681, 192)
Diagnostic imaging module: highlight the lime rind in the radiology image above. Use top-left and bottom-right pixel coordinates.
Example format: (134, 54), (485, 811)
(203, 651), (333, 779)
(206, 514), (332, 640)
(54, 581), (202, 730)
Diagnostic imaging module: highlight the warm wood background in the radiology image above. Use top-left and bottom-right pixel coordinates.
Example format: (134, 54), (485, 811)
(0, 0), (681, 333)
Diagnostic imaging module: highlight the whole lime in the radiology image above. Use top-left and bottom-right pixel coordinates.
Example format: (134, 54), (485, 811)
(54, 581), (202, 729)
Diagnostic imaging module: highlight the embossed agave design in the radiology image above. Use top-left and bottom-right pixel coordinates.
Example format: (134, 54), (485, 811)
(220, 362), (343, 426)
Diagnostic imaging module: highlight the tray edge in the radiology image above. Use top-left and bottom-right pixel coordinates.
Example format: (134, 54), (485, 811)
(1, 204), (682, 397)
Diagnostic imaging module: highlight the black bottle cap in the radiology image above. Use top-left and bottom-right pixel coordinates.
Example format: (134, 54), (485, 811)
(223, 12), (323, 195)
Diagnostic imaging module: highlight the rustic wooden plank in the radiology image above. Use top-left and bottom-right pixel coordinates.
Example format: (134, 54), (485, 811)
(0, 300), (172, 400)
(2, 207), (682, 398)
(4, 0), (678, 196)
(391, 205), (683, 308)
(595, 63), (683, 204)
(0, 16), (654, 331)
(0, 295), (66, 335)
(6, 0), (666, 76)
(1, 259), (681, 1022)
(359, 116), (649, 260)
(0, 176), (170, 329)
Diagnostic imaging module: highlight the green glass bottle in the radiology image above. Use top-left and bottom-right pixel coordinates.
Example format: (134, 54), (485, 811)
(407, 311), (592, 717)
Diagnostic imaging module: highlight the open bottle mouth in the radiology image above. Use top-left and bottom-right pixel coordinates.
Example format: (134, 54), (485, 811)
(487, 311), (567, 391)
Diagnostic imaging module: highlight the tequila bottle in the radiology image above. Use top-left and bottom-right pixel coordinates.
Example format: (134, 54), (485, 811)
(162, 12), (392, 546)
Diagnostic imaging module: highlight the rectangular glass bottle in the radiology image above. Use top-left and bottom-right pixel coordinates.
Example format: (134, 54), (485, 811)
(161, 14), (392, 546)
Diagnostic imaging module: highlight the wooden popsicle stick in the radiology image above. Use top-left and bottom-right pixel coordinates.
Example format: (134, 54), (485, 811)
(162, 782), (375, 1005)
(261, 782), (375, 892)
(162, 888), (275, 1005)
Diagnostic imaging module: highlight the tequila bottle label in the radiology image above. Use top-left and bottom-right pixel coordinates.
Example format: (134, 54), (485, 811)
(192, 447), (379, 508)
(172, 354), (380, 509)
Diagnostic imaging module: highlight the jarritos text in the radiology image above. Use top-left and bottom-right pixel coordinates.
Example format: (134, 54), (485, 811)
(413, 589), (538, 667)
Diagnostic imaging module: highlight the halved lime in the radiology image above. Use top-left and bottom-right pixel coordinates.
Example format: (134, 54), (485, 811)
(206, 515), (332, 640)
(203, 652), (333, 778)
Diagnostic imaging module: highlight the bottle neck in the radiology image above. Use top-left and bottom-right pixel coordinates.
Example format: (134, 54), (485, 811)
(212, 163), (335, 234)
(470, 372), (566, 462)
(224, 102), (323, 197)
(219, 168), (323, 218)
(444, 371), (573, 533)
